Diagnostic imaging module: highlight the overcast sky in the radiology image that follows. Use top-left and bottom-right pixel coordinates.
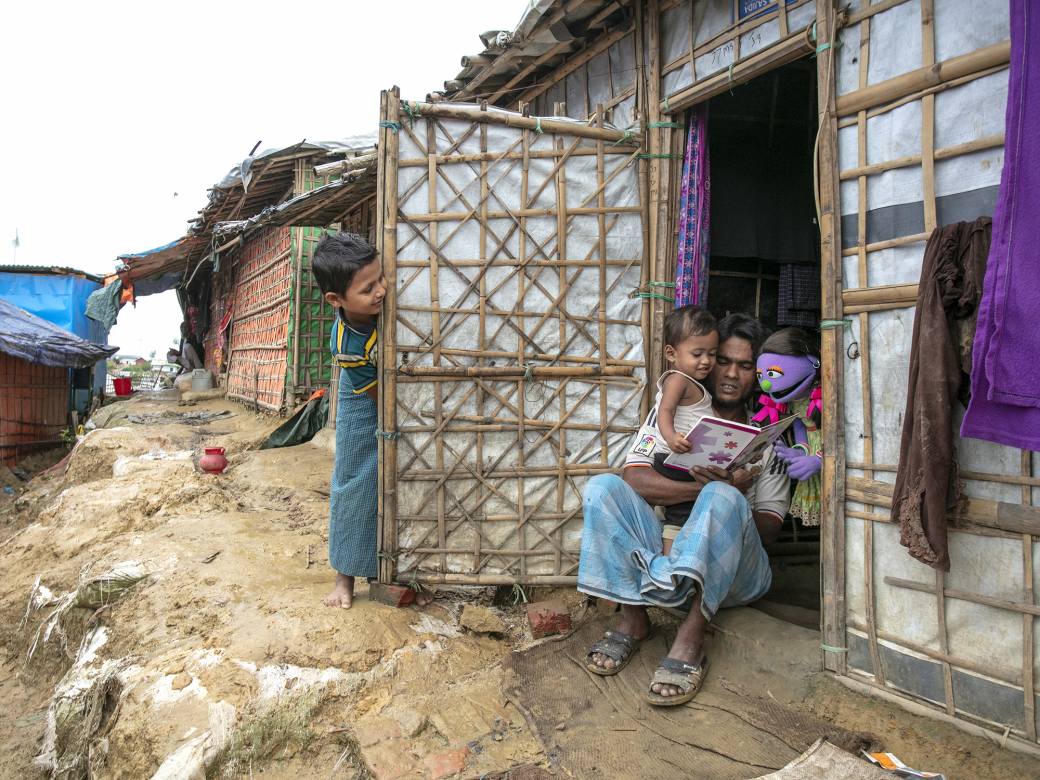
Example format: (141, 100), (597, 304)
(0, 0), (529, 357)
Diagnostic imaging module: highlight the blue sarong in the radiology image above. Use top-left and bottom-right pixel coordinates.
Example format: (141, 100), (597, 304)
(328, 371), (378, 579)
(577, 475), (771, 621)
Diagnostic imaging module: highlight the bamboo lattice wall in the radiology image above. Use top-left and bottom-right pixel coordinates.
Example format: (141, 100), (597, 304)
(0, 353), (67, 466)
(376, 94), (647, 585)
(822, 0), (1036, 747)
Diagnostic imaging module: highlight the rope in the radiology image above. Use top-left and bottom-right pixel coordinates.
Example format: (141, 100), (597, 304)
(401, 101), (421, 128)
(664, 95), (670, 112)
(646, 121), (685, 129)
(533, 117), (543, 134)
(814, 40), (844, 57)
(820, 644), (849, 653)
(378, 121), (401, 133)
(649, 281), (675, 288)
(634, 153), (683, 159)
(374, 429), (401, 440)
(820, 319), (852, 331)
(376, 551), (397, 562)
(633, 292), (675, 302)
(522, 362), (535, 382)
(611, 129), (633, 146)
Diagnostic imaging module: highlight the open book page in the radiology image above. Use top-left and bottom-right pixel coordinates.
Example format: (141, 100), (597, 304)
(727, 416), (796, 469)
(662, 415), (795, 472)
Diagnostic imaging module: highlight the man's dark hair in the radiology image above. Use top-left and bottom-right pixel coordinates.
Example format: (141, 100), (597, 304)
(717, 313), (770, 358)
(663, 305), (717, 348)
(311, 232), (379, 297)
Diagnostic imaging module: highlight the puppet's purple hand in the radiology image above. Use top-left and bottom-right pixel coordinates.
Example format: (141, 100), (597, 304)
(774, 444), (822, 481)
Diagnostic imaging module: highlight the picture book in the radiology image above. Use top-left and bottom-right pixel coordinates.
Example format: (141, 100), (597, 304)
(661, 415), (795, 472)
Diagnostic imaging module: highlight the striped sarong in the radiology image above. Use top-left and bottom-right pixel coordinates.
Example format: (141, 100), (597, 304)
(328, 371), (378, 579)
(577, 475), (772, 620)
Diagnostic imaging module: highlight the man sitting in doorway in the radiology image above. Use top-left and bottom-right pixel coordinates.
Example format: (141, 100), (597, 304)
(579, 313), (791, 706)
(167, 321), (205, 378)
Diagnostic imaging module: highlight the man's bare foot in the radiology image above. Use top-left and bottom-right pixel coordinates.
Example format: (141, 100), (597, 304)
(414, 585), (435, 607)
(324, 573), (354, 608)
(589, 604), (651, 671)
(652, 589), (708, 697)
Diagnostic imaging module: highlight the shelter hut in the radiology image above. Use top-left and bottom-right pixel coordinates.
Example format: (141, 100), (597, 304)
(116, 136), (377, 414)
(0, 299), (117, 465)
(0, 264), (109, 406)
(382, 0), (1032, 753)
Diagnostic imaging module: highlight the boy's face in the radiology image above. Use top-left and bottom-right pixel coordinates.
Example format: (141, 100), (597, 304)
(324, 259), (387, 321)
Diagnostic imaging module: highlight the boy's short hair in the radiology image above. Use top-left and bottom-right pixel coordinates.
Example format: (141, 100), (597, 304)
(663, 305), (717, 347)
(311, 232), (379, 297)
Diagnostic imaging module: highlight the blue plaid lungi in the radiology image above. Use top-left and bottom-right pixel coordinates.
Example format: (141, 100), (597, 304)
(328, 371), (378, 579)
(577, 475), (772, 620)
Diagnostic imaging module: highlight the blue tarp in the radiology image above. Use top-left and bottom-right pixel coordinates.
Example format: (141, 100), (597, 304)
(0, 272), (110, 392)
(0, 298), (118, 368)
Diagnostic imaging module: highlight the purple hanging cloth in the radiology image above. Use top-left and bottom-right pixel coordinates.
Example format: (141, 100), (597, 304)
(960, 0), (1040, 451)
(675, 104), (710, 308)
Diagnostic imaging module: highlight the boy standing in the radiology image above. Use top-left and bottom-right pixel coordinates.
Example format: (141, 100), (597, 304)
(311, 232), (432, 609)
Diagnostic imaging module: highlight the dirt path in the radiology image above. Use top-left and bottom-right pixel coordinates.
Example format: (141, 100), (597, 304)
(2, 389), (1038, 780)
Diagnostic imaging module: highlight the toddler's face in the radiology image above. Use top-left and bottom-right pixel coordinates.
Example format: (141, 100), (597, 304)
(667, 330), (718, 380)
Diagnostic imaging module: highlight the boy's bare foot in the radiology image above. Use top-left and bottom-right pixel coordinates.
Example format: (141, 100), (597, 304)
(414, 585), (435, 607)
(324, 573), (354, 608)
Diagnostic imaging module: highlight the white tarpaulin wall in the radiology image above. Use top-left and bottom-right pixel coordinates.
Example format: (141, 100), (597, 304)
(830, 0), (1038, 744)
(380, 102), (646, 584)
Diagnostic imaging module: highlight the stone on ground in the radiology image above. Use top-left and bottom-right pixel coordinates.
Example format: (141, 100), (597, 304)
(460, 604), (506, 634)
(394, 708), (427, 737)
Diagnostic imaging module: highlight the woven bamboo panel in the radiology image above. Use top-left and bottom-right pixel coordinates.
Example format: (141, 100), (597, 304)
(380, 101), (647, 584)
(225, 227), (293, 413)
(0, 353), (67, 466)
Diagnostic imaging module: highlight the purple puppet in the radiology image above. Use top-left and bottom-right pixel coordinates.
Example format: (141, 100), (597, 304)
(754, 328), (823, 526)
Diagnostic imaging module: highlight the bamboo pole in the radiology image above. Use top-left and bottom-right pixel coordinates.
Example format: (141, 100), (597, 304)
(842, 282), (918, 307)
(597, 104), (609, 466)
(516, 25), (633, 106)
(488, 40), (569, 107)
(885, 576), (1040, 618)
(380, 87), (402, 584)
(397, 573), (577, 586)
(397, 365), (633, 378)
(830, 673), (1040, 759)
(841, 231), (931, 257)
(663, 27), (816, 113)
(401, 205), (643, 223)
(313, 152), (378, 179)
(398, 147), (636, 167)
(838, 133), (1005, 180)
(816, 0), (848, 676)
(835, 39), (1011, 117)
(398, 101), (641, 145)
(1024, 452), (1038, 741)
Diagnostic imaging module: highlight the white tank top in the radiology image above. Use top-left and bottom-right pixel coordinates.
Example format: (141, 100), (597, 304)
(648, 370), (713, 455)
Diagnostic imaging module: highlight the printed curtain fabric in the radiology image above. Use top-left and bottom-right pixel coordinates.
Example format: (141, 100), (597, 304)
(675, 104), (710, 308)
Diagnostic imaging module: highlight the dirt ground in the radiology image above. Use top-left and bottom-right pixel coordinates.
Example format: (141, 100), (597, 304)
(0, 389), (1037, 780)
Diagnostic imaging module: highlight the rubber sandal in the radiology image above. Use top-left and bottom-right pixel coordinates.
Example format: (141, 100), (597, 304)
(584, 628), (653, 676)
(646, 655), (709, 706)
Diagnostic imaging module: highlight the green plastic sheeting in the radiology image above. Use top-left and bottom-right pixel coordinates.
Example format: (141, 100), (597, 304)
(84, 281), (124, 330)
(259, 393), (329, 450)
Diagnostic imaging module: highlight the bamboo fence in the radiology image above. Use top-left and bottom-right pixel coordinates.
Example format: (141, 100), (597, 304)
(377, 93), (647, 585)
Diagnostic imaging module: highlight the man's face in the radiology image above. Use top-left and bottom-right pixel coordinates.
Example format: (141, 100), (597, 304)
(706, 337), (757, 409)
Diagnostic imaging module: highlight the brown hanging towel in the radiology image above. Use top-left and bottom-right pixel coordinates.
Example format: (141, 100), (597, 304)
(890, 217), (991, 572)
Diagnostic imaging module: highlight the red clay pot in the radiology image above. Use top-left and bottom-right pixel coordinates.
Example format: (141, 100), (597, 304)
(200, 447), (228, 474)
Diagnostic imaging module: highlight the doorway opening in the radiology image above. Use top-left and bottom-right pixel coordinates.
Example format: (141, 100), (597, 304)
(700, 58), (822, 632)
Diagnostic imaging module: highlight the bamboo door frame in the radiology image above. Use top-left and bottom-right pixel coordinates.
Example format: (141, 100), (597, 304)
(646, 0), (848, 670)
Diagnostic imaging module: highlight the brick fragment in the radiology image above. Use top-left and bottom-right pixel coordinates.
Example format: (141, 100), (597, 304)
(424, 747), (468, 780)
(368, 582), (416, 608)
(525, 599), (572, 638)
